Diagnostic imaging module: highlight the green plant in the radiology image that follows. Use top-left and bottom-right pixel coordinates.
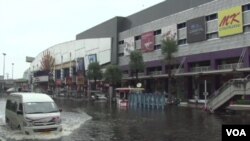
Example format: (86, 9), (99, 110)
(129, 50), (145, 86)
(161, 35), (178, 95)
(104, 64), (122, 86)
(87, 62), (102, 90)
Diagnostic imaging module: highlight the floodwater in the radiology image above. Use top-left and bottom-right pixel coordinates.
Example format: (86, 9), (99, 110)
(1, 97), (250, 141)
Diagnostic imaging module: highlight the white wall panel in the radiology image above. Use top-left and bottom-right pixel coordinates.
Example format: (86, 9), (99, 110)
(30, 38), (111, 71)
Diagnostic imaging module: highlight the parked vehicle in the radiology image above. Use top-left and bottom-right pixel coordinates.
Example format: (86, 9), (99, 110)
(115, 87), (144, 107)
(5, 92), (62, 135)
(90, 91), (107, 101)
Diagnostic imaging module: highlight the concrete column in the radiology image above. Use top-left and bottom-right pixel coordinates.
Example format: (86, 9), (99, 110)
(162, 64), (166, 74)
(243, 48), (249, 68)
(210, 59), (217, 70)
(184, 61), (188, 72)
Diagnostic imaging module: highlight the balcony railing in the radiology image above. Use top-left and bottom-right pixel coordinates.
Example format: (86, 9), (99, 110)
(138, 72), (145, 76)
(149, 71), (162, 75)
(171, 68), (185, 74)
(217, 63), (243, 70)
(190, 66), (211, 72)
(123, 74), (129, 78)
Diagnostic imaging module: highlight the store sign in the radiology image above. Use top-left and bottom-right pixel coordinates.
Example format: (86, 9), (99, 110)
(162, 24), (177, 40)
(76, 57), (85, 74)
(56, 80), (62, 86)
(77, 75), (84, 85)
(33, 76), (48, 83)
(218, 6), (243, 37)
(187, 17), (206, 43)
(124, 37), (135, 56)
(66, 77), (72, 85)
(141, 31), (155, 52)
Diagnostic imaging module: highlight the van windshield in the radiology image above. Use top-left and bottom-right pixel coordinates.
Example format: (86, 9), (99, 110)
(24, 102), (59, 114)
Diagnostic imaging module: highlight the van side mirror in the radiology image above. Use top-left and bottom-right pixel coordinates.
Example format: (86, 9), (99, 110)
(17, 110), (23, 115)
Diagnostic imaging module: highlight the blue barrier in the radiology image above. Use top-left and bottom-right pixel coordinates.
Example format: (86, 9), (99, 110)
(128, 93), (165, 110)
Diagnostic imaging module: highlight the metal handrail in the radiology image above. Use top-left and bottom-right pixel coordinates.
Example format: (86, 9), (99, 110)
(209, 84), (250, 112)
(190, 66), (211, 72)
(207, 79), (233, 104)
(207, 75), (250, 108)
(217, 63), (242, 70)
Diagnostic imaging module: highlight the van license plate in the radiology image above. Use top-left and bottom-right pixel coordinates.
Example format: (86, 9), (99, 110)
(41, 131), (51, 135)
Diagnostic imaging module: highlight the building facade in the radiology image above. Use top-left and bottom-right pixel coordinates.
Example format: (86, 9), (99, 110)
(29, 38), (111, 93)
(116, 0), (250, 100)
(29, 0), (250, 101)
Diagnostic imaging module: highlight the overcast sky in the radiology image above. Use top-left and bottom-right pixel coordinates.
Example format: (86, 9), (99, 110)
(0, 0), (164, 79)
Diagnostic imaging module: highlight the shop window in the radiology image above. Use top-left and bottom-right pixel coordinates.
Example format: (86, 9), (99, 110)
(118, 52), (124, 57)
(154, 44), (161, 50)
(206, 13), (217, 21)
(206, 32), (218, 39)
(177, 22), (186, 29)
(135, 35), (141, 40)
(63, 68), (69, 78)
(56, 70), (61, 79)
(154, 29), (161, 35)
(72, 67), (77, 75)
(178, 39), (187, 45)
(118, 40), (124, 45)
(243, 3), (250, 11)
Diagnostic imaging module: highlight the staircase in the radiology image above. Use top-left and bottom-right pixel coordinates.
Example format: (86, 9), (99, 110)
(207, 75), (250, 113)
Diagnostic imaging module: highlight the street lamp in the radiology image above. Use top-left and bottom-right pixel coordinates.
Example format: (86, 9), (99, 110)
(2, 53), (6, 80)
(12, 63), (14, 79)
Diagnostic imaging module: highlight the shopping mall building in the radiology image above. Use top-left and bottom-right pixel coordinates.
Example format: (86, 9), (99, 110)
(29, 0), (250, 100)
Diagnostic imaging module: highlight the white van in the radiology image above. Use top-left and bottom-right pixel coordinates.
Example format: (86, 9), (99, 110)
(5, 92), (62, 135)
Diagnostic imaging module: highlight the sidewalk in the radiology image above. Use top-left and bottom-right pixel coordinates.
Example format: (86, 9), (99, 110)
(227, 104), (250, 111)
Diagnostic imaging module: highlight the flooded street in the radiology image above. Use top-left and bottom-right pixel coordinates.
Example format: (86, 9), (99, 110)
(1, 97), (250, 141)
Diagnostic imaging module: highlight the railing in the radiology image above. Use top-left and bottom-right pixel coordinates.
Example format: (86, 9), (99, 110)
(138, 72), (145, 76)
(207, 75), (250, 112)
(171, 68), (185, 74)
(123, 74), (129, 78)
(149, 71), (162, 75)
(190, 66), (211, 72)
(217, 63), (243, 70)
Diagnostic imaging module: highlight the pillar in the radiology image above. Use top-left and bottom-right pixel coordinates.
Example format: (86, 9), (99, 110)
(243, 47), (250, 68)
(211, 59), (217, 70)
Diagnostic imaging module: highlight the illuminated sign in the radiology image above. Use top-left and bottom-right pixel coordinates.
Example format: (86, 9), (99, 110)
(218, 6), (243, 37)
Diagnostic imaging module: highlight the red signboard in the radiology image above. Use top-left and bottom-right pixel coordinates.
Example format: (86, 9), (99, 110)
(141, 31), (155, 52)
(66, 77), (72, 85)
(56, 80), (62, 86)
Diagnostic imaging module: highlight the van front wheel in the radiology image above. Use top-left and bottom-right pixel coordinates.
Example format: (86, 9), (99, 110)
(5, 117), (9, 124)
(17, 125), (21, 130)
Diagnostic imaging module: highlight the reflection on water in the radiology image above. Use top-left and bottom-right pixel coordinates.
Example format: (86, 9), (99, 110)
(1, 97), (250, 141)
(57, 99), (250, 141)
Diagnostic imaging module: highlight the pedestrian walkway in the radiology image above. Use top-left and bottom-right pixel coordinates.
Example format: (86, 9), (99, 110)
(227, 104), (250, 111)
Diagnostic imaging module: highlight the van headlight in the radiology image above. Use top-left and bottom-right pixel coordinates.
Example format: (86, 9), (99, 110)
(23, 121), (33, 127)
(52, 117), (61, 124)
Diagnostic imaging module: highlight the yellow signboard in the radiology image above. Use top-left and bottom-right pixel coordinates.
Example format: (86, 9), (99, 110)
(218, 6), (243, 37)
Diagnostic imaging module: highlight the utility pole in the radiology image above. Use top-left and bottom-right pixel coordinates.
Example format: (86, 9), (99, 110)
(12, 63), (14, 79)
(2, 53), (6, 93)
(3, 53), (6, 79)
